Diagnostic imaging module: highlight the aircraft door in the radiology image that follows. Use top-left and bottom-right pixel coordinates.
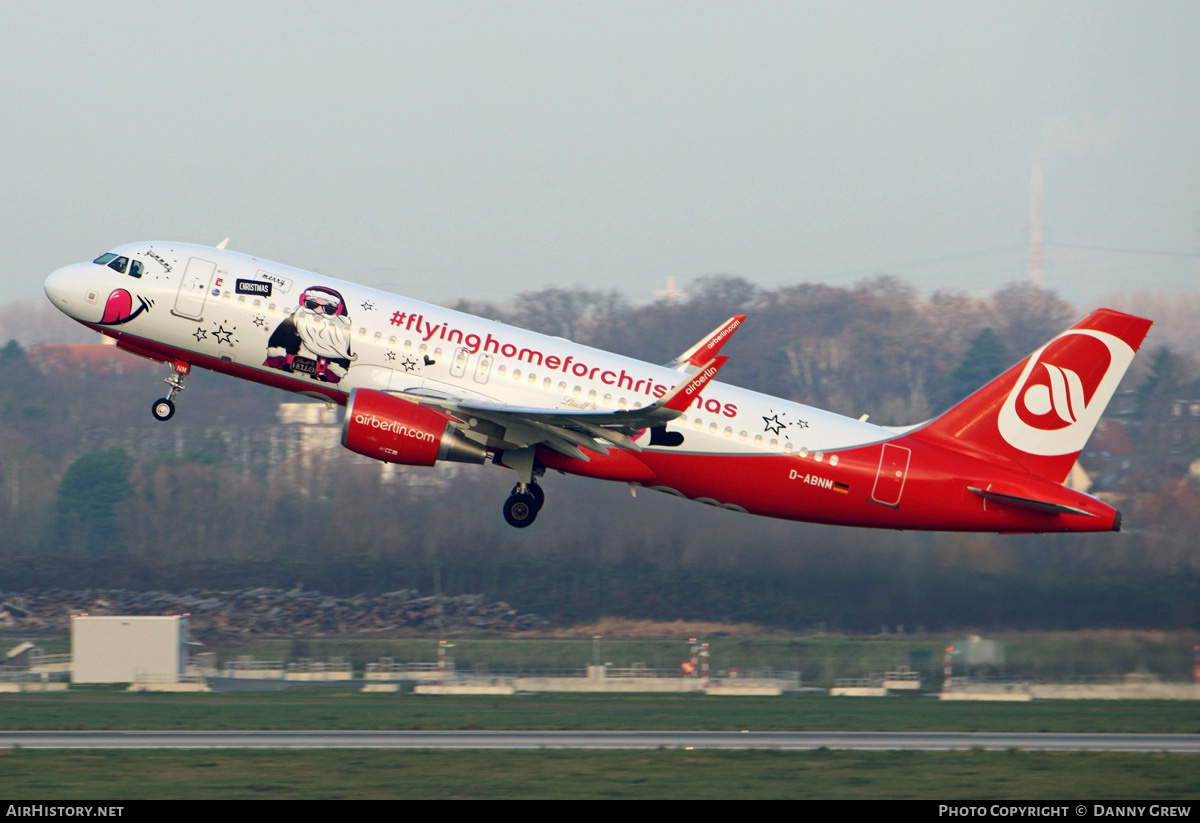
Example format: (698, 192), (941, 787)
(172, 257), (217, 320)
(870, 442), (911, 507)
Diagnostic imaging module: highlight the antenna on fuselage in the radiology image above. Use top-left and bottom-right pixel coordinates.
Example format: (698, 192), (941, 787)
(216, 238), (230, 250)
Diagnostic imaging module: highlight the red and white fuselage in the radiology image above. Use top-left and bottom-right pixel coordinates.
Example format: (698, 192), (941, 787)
(44, 241), (1152, 533)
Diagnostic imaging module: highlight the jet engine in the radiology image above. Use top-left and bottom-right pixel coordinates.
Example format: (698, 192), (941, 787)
(341, 388), (487, 466)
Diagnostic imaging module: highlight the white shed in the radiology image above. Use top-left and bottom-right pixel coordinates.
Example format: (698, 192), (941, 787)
(70, 615), (189, 684)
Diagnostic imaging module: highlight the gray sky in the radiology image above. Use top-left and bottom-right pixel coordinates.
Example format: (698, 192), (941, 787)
(3, 1), (1198, 309)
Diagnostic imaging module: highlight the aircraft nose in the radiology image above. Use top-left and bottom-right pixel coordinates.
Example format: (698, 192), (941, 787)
(44, 263), (92, 314)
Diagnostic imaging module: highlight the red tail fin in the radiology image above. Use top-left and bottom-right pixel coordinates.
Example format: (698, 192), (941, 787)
(911, 309), (1152, 484)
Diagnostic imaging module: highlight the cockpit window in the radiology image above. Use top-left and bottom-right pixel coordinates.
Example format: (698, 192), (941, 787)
(129, 260), (143, 278)
(107, 256), (129, 274)
(93, 253), (117, 265)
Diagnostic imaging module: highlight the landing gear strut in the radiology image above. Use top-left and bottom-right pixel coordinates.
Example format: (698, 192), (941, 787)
(503, 481), (544, 528)
(152, 361), (190, 422)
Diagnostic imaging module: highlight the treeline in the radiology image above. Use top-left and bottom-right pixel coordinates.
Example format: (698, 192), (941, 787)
(1, 278), (1198, 632)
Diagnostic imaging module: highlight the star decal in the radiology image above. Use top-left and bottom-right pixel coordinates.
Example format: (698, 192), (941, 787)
(193, 327), (208, 342)
(212, 322), (236, 346)
(762, 413), (786, 436)
(361, 299), (376, 311)
(253, 314), (267, 328)
(385, 350), (397, 361)
(795, 419), (809, 429)
(399, 356), (418, 373)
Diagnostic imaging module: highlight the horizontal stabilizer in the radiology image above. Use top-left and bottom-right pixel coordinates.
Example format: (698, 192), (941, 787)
(967, 486), (1095, 517)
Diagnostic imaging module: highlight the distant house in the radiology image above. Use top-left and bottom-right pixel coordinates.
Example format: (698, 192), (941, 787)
(1076, 418), (1138, 492)
(26, 342), (158, 376)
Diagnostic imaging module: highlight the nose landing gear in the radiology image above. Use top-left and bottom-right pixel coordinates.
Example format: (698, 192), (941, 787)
(152, 360), (190, 422)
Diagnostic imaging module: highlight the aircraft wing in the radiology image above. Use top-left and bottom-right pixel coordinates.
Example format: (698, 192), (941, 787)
(394, 356), (729, 460)
(663, 315), (745, 372)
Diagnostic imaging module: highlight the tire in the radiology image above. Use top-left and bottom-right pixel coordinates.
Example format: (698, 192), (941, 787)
(527, 483), (545, 511)
(152, 398), (175, 421)
(503, 493), (539, 528)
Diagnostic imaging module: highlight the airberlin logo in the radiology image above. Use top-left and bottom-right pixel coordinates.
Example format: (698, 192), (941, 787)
(997, 329), (1134, 456)
(354, 413), (436, 443)
(686, 364), (720, 395)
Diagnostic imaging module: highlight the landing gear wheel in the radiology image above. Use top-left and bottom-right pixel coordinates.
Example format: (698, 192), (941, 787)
(512, 482), (545, 512)
(151, 398), (175, 422)
(503, 493), (539, 528)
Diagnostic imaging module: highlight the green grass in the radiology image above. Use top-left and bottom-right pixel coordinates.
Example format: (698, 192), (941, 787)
(4, 632), (1197, 798)
(0, 749), (1197, 799)
(2, 691), (1199, 734)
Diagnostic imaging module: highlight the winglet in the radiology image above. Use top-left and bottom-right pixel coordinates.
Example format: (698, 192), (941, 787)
(658, 355), (728, 413)
(665, 315), (746, 371)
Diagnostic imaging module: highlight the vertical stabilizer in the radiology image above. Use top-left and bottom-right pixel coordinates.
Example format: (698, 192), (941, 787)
(911, 309), (1152, 484)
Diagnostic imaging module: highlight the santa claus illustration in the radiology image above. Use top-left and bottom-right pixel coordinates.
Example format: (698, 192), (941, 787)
(263, 286), (356, 383)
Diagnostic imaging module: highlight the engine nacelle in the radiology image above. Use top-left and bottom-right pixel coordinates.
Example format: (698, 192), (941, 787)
(341, 388), (487, 466)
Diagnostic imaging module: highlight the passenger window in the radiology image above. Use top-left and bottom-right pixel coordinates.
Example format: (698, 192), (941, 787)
(107, 256), (129, 274)
(129, 260), (143, 278)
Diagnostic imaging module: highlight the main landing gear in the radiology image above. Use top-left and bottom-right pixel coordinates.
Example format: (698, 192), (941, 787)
(152, 361), (190, 422)
(503, 481), (545, 529)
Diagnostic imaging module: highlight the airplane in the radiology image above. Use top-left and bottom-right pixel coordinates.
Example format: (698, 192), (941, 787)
(44, 241), (1152, 533)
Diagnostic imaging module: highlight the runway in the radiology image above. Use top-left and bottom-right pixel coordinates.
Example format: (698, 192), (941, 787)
(2, 731), (1198, 752)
